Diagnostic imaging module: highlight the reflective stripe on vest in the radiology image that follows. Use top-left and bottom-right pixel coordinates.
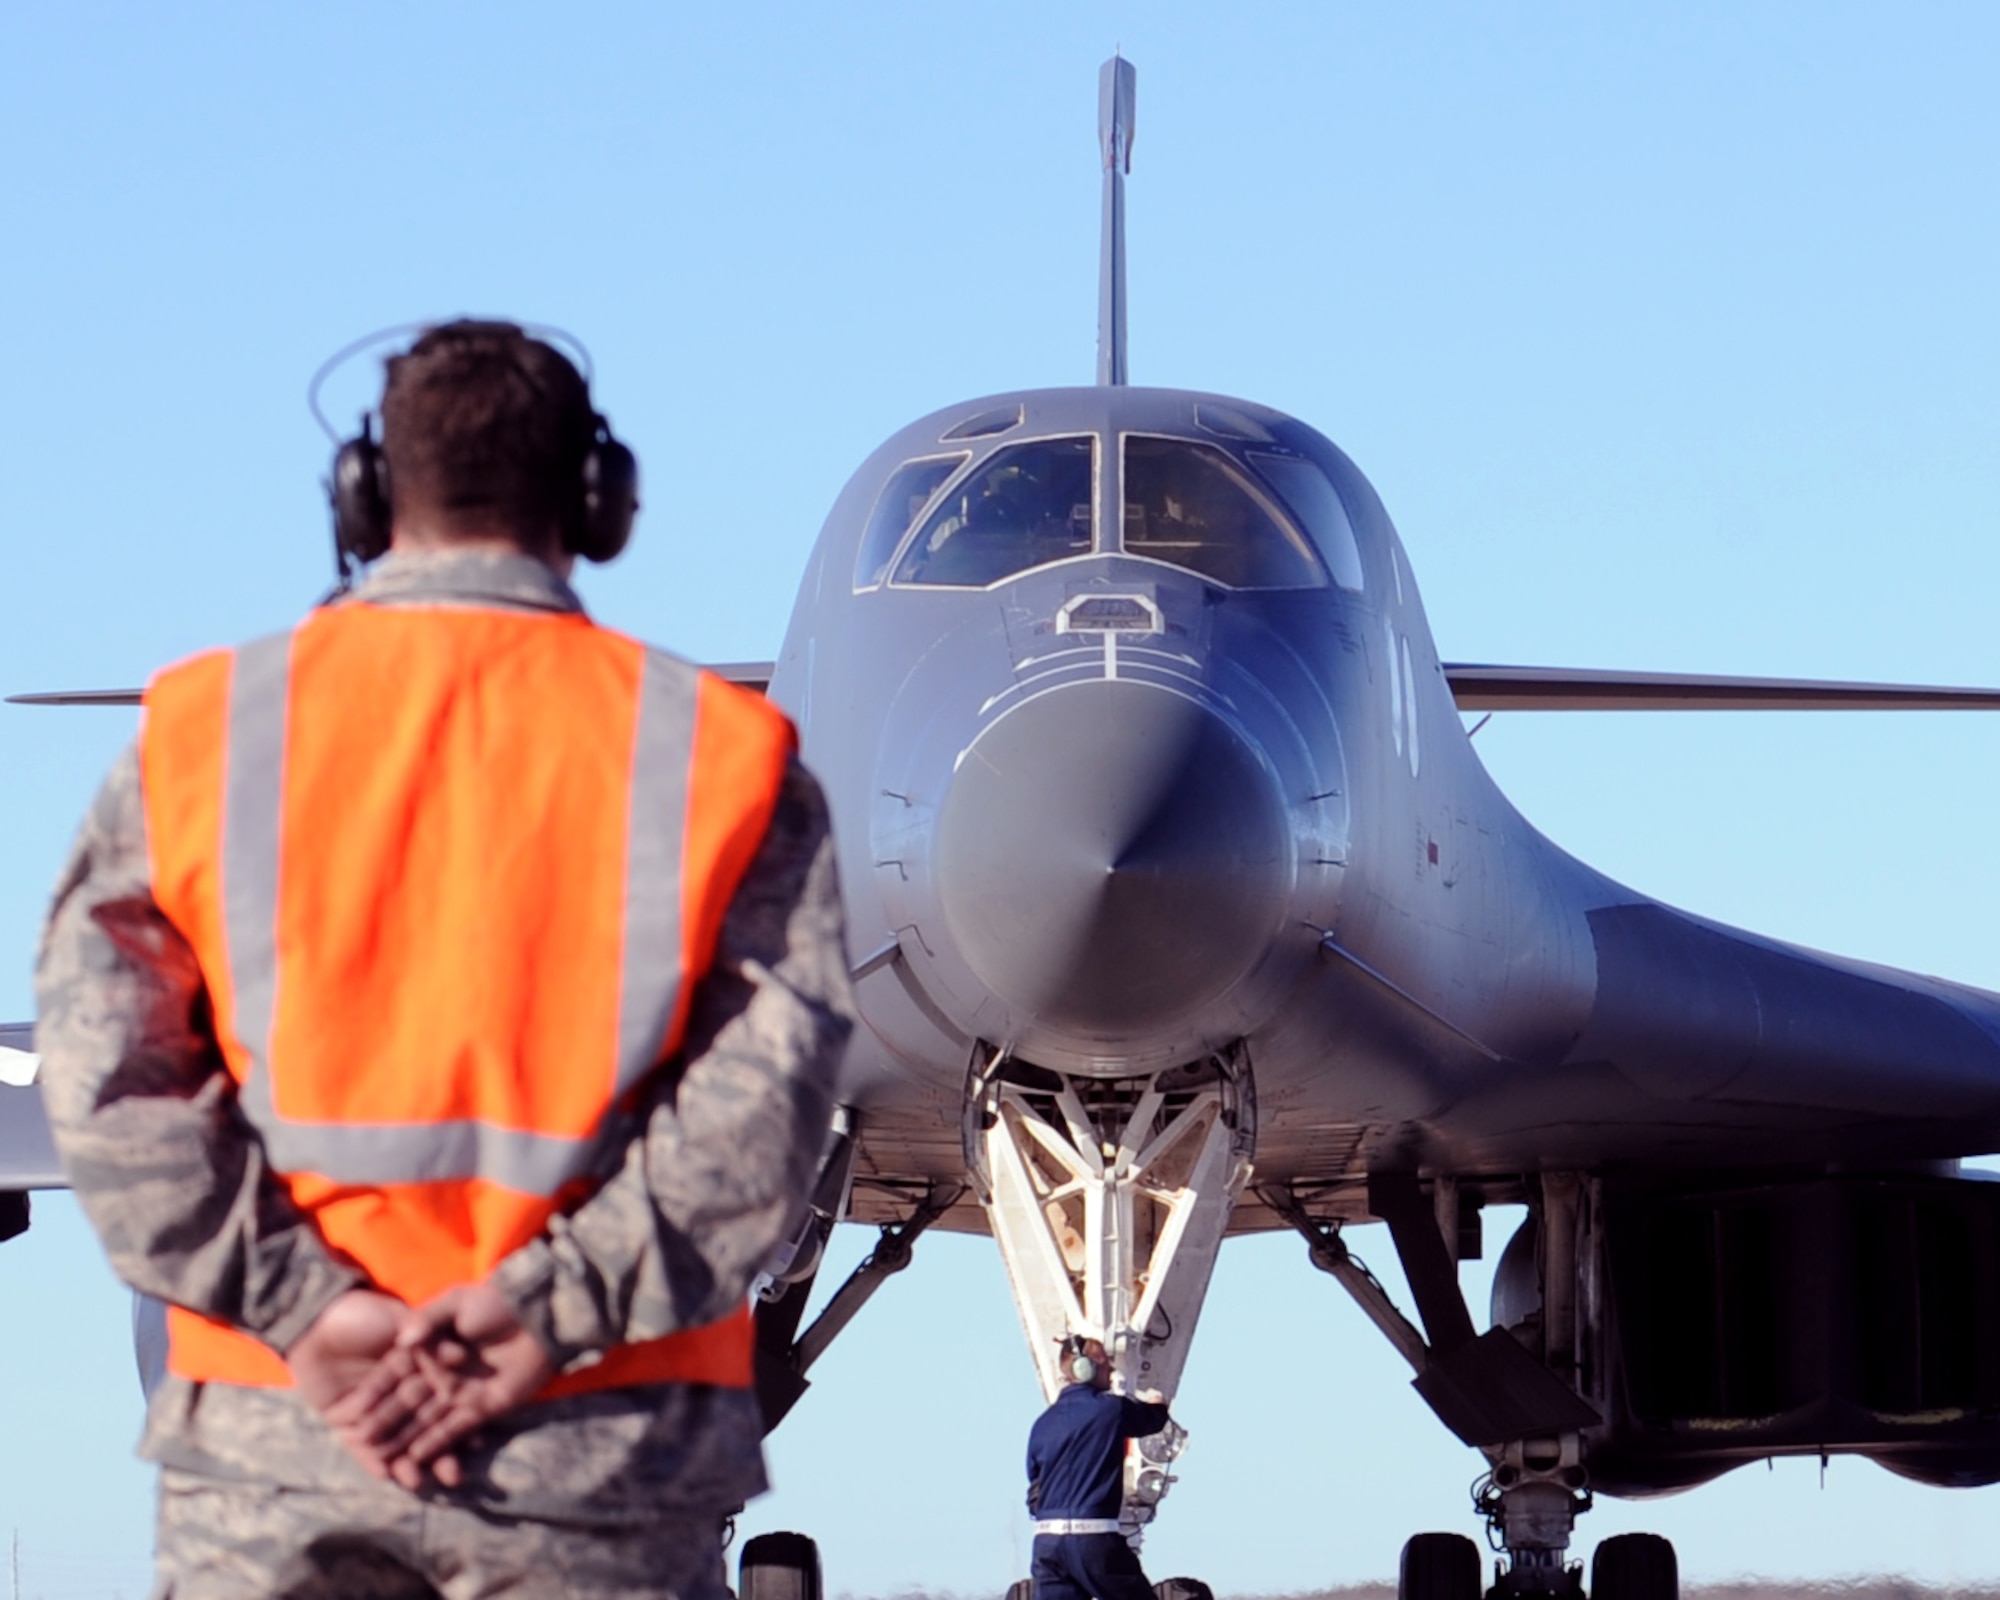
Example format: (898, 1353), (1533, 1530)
(141, 603), (794, 1392)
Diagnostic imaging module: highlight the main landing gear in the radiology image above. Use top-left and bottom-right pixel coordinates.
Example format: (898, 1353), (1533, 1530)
(1395, 1529), (1676, 1600)
(1267, 1172), (1679, 1600)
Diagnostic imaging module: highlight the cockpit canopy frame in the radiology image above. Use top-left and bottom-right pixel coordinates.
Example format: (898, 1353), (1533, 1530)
(854, 424), (1367, 596)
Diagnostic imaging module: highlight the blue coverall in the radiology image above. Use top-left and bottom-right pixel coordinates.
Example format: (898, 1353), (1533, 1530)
(1025, 1382), (1172, 1600)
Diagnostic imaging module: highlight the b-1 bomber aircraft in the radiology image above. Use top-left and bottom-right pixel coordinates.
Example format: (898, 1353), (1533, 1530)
(13, 57), (2000, 1600)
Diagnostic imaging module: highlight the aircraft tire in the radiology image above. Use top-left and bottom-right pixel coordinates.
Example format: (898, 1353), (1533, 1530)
(1398, 1532), (1482, 1600)
(1155, 1579), (1215, 1600)
(739, 1531), (821, 1600)
(1590, 1533), (1677, 1600)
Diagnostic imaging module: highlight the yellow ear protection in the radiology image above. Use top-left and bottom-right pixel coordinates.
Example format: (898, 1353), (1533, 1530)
(1060, 1334), (1098, 1384)
(309, 320), (639, 585)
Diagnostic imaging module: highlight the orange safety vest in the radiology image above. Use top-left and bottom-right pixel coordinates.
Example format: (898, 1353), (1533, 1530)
(139, 600), (795, 1394)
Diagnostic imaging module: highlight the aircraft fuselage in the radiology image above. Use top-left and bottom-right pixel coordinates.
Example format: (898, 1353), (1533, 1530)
(772, 384), (2000, 1219)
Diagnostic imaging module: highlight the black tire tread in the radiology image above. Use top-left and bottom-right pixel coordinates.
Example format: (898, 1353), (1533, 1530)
(740, 1530), (822, 1600)
(1591, 1533), (1678, 1600)
(1400, 1532), (1483, 1600)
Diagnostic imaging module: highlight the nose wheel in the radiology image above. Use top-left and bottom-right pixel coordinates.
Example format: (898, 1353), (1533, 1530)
(738, 1531), (822, 1600)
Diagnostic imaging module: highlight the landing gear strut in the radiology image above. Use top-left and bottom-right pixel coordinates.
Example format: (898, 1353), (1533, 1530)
(970, 1043), (1255, 1539)
(1274, 1172), (1677, 1600)
(1474, 1437), (1590, 1597)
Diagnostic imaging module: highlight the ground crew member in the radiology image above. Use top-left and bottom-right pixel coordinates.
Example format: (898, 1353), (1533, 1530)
(1025, 1335), (1173, 1600)
(34, 320), (854, 1599)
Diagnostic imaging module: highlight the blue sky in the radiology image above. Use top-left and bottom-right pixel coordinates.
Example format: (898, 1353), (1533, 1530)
(4, 4), (2000, 1596)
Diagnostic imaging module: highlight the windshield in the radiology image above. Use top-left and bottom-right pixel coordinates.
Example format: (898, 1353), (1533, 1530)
(894, 437), (1096, 587)
(854, 454), (968, 589)
(1120, 437), (1326, 589)
(1247, 452), (1365, 590)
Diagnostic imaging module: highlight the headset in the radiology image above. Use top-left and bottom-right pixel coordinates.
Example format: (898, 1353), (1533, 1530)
(1059, 1333), (1099, 1386)
(313, 320), (640, 583)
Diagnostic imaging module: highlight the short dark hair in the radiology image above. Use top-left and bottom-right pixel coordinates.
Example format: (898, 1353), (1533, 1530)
(379, 321), (596, 536)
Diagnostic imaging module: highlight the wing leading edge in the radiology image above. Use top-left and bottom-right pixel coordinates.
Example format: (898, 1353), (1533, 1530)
(1445, 664), (2000, 712)
(7, 661), (776, 707)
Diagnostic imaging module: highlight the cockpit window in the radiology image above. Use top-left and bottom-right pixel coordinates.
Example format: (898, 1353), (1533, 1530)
(894, 436), (1096, 588)
(854, 454), (968, 589)
(1120, 437), (1327, 589)
(1247, 452), (1365, 590)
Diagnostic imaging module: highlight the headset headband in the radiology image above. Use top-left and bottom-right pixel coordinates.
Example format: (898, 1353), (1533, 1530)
(307, 318), (597, 442)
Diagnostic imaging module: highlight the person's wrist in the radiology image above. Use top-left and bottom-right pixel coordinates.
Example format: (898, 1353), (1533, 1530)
(488, 1246), (585, 1373)
(269, 1268), (372, 1357)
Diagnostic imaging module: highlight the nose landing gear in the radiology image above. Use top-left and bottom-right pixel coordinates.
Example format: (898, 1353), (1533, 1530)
(969, 1044), (1256, 1535)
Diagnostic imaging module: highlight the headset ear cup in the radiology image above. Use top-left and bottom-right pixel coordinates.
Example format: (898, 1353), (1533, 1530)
(1070, 1355), (1097, 1384)
(574, 429), (638, 563)
(331, 432), (392, 565)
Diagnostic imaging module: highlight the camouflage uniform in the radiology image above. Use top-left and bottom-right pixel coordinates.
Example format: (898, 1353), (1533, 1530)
(34, 551), (855, 1599)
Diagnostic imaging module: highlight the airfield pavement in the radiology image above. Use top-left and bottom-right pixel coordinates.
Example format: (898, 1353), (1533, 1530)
(847, 1586), (2000, 1600)
(1238, 1587), (1999, 1600)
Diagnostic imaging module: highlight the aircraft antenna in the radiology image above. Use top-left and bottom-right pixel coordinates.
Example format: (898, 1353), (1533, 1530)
(1097, 55), (1136, 386)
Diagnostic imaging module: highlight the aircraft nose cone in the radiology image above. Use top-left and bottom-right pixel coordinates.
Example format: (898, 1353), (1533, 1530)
(935, 681), (1292, 1041)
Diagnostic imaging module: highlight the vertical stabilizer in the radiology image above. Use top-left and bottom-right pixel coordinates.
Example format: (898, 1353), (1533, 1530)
(1097, 55), (1137, 387)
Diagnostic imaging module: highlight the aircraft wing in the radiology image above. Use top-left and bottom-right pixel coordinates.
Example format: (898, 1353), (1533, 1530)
(8, 661), (779, 707)
(0, 1023), (60, 1190)
(0, 1021), (35, 1081)
(710, 662), (774, 694)
(1445, 664), (2000, 712)
(7, 688), (141, 706)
